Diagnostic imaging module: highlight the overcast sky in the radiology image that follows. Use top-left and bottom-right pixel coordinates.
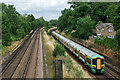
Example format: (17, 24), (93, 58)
(0, 0), (70, 21)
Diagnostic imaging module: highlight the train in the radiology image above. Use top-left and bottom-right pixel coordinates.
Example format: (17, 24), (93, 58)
(51, 31), (105, 73)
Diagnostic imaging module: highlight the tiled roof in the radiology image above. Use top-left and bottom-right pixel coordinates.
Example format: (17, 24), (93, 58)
(96, 23), (113, 29)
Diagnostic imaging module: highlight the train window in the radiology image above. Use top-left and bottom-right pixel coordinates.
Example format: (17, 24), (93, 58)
(75, 48), (77, 52)
(92, 59), (96, 65)
(87, 58), (91, 64)
(101, 59), (104, 64)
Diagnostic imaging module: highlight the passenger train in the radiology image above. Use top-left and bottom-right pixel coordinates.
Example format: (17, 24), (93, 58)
(52, 31), (105, 73)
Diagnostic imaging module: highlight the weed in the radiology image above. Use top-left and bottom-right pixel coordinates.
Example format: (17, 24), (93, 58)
(75, 70), (83, 78)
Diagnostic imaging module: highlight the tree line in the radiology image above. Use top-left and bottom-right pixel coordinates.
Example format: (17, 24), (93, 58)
(1, 3), (45, 46)
(1, 2), (58, 47)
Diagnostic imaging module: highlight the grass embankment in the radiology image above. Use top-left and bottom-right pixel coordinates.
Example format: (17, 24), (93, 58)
(56, 55), (83, 78)
(1, 34), (29, 65)
(56, 53), (91, 78)
(42, 30), (55, 78)
(2, 41), (20, 56)
(42, 29), (92, 78)
(2, 35), (28, 56)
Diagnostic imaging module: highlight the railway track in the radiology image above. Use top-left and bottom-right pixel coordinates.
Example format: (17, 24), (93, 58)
(20, 29), (39, 79)
(51, 32), (120, 79)
(1, 28), (39, 79)
(103, 65), (119, 79)
(1, 31), (33, 74)
(12, 28), (39, 78)
(21, 29), (41, 78)
(18, 28), (43, 79)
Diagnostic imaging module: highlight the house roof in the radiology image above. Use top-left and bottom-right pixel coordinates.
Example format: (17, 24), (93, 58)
(96, 23), (113, 29)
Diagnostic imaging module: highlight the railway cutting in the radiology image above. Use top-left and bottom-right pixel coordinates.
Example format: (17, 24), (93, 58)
(50, 30), (120, 79)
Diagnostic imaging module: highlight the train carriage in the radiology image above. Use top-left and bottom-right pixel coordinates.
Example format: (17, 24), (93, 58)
(52, 31), (105, 73)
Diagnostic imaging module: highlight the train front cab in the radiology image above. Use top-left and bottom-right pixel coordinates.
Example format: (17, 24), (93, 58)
(91, 56), (105, 74)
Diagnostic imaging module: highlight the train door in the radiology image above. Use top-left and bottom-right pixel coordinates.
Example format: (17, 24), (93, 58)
(97, 58), (101, 69)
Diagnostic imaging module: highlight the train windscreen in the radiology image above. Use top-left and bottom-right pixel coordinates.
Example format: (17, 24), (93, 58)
(101, 59), (104, 65)
(92, 59), (96, 65)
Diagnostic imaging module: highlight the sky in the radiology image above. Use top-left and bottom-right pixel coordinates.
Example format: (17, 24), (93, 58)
(0, 0), (71, 21)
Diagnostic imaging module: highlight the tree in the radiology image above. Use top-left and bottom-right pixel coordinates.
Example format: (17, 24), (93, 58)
(27, 14), (35, 22)
(73, 3), (92, 18)
(1, 3), (44, 46)
(38, 17), (45, 27)
(115, 29), (120, 46)
(49, 19), (58, 26)
(105, 4), (119, 23)
(72, 16), (95, 39)
(113, 5), (120, 31)
(57, 9), (73, 32)
(16, 27), (25, 38)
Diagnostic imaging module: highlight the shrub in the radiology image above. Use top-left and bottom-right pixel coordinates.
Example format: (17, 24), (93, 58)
(94, 36), (120, 53)
(53, 44), (65, 57)
(97, 21), (103, 24)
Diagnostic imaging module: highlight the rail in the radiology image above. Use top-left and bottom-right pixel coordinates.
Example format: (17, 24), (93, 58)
(20, 28), (39, 79)
(1, 31), (34, 78)
(1, 32), (33, 73)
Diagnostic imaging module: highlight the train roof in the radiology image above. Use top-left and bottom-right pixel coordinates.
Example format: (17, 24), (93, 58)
(52, 31), (102, 58)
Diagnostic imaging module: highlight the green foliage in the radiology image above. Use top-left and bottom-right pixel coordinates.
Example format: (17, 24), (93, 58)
(33, 17), (45, 28)
(73, 3), (92, 18)
(72, 16), (94, 39)
(2, 3), (45, 46)
(75, 70), (83, 78)
(43, 19), (58, 35)
(62, 56), (73, 72)
(68, 2), (119, 23)
(53, 44), (65, 57)
(113, 5), (120, 31)
(73, 67), (82, 75)
(57, 9), (73, 32)
(49, 19), (58, 26)
(115, 29), (120, 46)
(57, 2), (120, 37)
(27, 14), (35, 22)
(94, 37), (120, 52)
(16, 27), (25, 38)
(97, 21), (103, 24)
(44, 21), (53, 33)
(2, 33), (12, 46)
(105, 4), (119, 23)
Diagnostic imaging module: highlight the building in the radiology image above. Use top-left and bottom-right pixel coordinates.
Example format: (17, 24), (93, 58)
(95, 23), (116, 39)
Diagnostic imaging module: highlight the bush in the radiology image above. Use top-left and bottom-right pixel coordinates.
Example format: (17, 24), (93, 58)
(53, 44), (65, 57)
(94, 36), (120, 52)
(97, 21), (103, 24)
